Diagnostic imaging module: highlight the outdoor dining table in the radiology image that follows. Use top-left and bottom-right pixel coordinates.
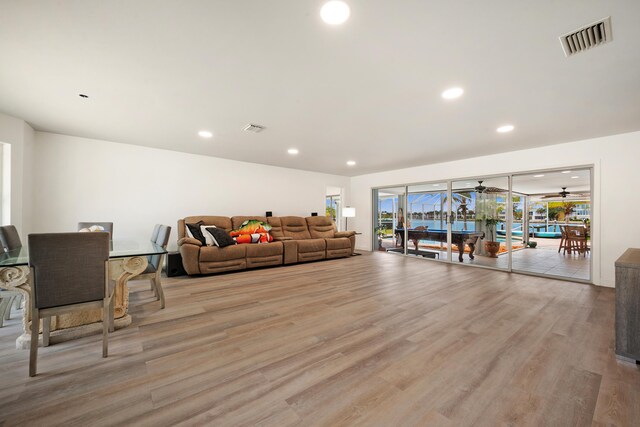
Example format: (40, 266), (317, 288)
(0, 239), (166, 349)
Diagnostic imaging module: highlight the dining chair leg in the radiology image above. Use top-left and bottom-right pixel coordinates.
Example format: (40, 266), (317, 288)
(108, 293), (115, 333)
(14, 294), (23, 310)
(3, 296), (14, 320)
(0, 297), (10, 327)
(558, 237), (564, 253)
(29, 309), (39, 377)
(150, 279), (158, 298)
(153, 276), (165, 309)
(102, 298), (109, 358)
(43, 317), (51, 347)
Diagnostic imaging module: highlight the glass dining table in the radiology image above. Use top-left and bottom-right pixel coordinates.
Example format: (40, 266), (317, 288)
(0, 240), (167, 349)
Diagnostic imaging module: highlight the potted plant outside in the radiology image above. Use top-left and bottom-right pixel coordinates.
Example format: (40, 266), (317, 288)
(483, 217), (501, 258)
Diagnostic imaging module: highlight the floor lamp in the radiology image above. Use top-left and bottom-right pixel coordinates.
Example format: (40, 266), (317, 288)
(342, 207), (356, 231)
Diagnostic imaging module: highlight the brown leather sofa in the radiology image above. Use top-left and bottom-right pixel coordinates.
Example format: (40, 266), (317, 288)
(177, 215), (356, 275)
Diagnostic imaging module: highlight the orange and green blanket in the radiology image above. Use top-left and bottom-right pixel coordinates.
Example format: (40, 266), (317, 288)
(230, 220), (274, 244)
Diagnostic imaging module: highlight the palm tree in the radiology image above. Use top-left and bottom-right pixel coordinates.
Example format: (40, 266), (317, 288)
(561, 201), (577, 223)
(536, 207), (546, 219)
(450, 191), (472, 230)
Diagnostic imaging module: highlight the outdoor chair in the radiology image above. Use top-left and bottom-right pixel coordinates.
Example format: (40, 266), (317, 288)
(28, 232), (113, 376)
(558, 225), (570, 254)
(567, 225), (589, 256)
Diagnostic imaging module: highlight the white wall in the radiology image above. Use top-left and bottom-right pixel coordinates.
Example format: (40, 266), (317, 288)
(10, 113), (640, 287)
(31, 132), (350, 251)
(350, 130), (640, 288)
(0, 112), (35, 234)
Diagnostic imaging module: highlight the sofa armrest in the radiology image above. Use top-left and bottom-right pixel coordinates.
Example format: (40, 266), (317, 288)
(335, 231), (356, 238)
(273, 236), (293, 241)
(178, 237), (202, 247)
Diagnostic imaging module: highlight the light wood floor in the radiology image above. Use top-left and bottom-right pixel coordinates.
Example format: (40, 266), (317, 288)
(1, 253), (638, 426)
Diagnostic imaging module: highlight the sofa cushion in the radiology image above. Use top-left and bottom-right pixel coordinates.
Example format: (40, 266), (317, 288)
(199, 245), (246, 262)
(231, 216), (269, 230)
(205, 227), (235, 248)
(306, 216), (336, 239)
(280, 216), (312, 240)
(326, 247), (352, 259)
(246, 241), (283, 258)
(267, 217), (284, 238)
(297, 238), (326, 253)
(325, 236), (352, 259)
(325, 237), (351, 250)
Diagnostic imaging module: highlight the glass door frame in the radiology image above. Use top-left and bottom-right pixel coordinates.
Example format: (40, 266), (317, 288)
(509, 166), (594, 283)
(405, 181), (453, 263)
(372, 181), (454, 262)
(371, 164), (594, 284)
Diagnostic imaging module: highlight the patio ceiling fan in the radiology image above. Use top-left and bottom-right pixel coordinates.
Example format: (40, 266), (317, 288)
(541, 187), (589, 199)
(541, 187), (571, 198)
(474, 180), (506, 194)
(474, 180), (487, 193)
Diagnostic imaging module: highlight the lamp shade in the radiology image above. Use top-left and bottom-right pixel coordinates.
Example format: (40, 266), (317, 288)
(342, 207), (356, 218)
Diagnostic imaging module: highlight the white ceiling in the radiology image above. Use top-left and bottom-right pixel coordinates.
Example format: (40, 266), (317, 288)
(1, 1), (639, 176)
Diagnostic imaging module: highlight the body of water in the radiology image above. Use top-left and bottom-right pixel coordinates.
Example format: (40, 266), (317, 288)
(382, 219), (572, 233)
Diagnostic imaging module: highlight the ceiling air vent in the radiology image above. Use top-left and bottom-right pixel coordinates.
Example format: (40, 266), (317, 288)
(243, 123), (265, 133)
(559, 16), (612, 57)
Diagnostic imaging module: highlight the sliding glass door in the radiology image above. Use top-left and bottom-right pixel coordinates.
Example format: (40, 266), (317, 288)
(373, 187), (407, 254)
(372, 166), (593, 283)
(511, 168), (592, 281)
(405, 183), (450, 261)
(450, 176), (510, 270)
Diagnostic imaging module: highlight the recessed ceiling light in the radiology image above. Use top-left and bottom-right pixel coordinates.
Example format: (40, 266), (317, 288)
(533, 174), (545, 178)
(432, 184), (440, 187)
(346, 160), (356, 166)
(321, 1), (350, 25)
(496, 125), (515, 133)
(198, 130), (213, 138)
(561, 170), (571, 174)
(466, 183), (471, 186)
(441, 87), (464, 99)
(571, 176), (579, 179)
(288, 148), (299, 155)
(79, 94), (89, 98)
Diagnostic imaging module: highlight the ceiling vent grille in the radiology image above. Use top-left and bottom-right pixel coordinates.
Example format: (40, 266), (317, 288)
(243, 123), (265, 133)
(559, 17), (612, 57)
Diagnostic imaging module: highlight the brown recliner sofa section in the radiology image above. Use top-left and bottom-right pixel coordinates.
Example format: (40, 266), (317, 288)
(177, 215), (356, 275)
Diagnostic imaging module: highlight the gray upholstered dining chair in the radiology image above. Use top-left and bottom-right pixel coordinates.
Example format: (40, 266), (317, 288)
(0, 246), (23, 327)
(0, 225), (22, 251)
(28, 232), (114, 377)
(150, 224), (161, 243)
(0, 225), (24, 324)
(77, 222), (114, 239)
(135, 224), (171, 309)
